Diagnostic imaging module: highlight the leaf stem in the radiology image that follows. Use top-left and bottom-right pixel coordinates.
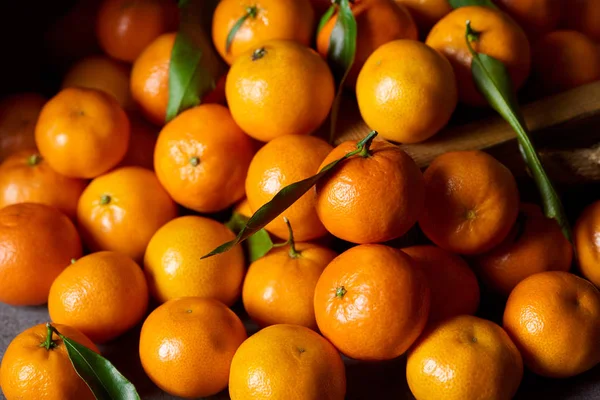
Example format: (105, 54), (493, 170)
(41, 323), (57, 350)
(283, 217), (300, 258)
(226, 6), (258, 53)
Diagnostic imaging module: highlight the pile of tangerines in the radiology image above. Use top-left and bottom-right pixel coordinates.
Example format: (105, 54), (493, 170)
(1, 0), (600, 399)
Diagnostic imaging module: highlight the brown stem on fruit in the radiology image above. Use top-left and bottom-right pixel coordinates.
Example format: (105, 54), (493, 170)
(336, 286), (347, 298)
(252, 47), (267, 61)
(190, 156), (200, 167)
(27, 154), (42, 166)
(283, 217), (300, 258)
(100, 194), (111, 205)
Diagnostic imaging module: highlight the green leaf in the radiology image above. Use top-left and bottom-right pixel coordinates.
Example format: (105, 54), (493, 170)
(317, 5), (336, 35)
(465, 21), (571, 242)
(166, 0), (223, 123)
(226, 212), (274, 262)
(202, 131), (378, 259)
(449, 0), (498, 9)
(325, 0), (357, 144)
(56, 328), (140, 400)
(226, 6), (258, 54)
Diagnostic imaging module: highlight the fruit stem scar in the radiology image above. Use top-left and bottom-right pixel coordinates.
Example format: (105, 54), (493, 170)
(336, 286), (347, 298)
(466, 209), (476, 220)
(40, 322), (57, 350)
(27, 154), (42, 166)
(70, 258), (77, 265)
(465, 20), (480, 44)
(100, 194), (111, 205)
(190, 156), (200, 167)
(226, 5), (259, 53)
(252, 47), (267, 61)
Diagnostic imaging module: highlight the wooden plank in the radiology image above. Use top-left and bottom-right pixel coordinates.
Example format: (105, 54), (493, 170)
(335, 80), (600, 168)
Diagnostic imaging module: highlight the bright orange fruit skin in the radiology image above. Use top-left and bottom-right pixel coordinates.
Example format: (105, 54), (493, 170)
(575, 200), (600, 287)
(76, 166), (178, 262)
(0, 149), (87, 219)
(0, 323), (100, 400)
(243, 242), (337, 330)
(419, 150), (520, 255)
(473, 203), (573, 296)
(96, 0), (179, 63)
(140, 297), (247, 398)
(225, 40), (335, 142)
(503, 271), (600, 378)
(48, 251), (149, 344)
(245, 135), (332, 241)
(407, 315), (523, 400)
(314, 244), (430, 360)
(0, 93), (46, 162)
(315, 139), (425, 244)
(154, 103), (254, 213)
(426, 6), (531, 106)
(212, 0), (314, 65)
(34, 87), (130, 179)
(0, 203), (82, 306)
(229, 324), (346, 400)
(402, 245), (480, 324)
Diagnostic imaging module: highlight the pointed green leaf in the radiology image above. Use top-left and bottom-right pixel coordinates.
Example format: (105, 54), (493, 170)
(465, 22), (571, 242)
(317, 5), (336, 35)
(203, 131), (378, 259)
(166, 0), (223, 122)
(59, 332), (140, 400)
(449, 0), (498, 9)
(226, 212), (274, 262)
(226, 6), (258, 53)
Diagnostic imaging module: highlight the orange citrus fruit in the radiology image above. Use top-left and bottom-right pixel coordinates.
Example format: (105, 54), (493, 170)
(243, 228), (337, 329)
(229, 324), (346, 400)
(419, 150), (520, 255)
(0, 203), (82, 306)
(0, 93), (45, 162)
(495, 0), (562, 35)
(532, 30), (600, 95)
(118, 112), (158, 170)
(407, 315), (523, 400)
(139, 297), (247, 398)
(317, 0), (418, 88)
(402, 245), (480, 324)
(0, 323), (100, 400)
(96, 0), (179, 63)
(48, 251), (149, 343)
(356, 39), (457, 143)
(0, 149), (87, 219)
(473, 203), (573, 296)
(562, 0), (600, 42)
(76, 166), (178, 262)
(35, 87), (130, 179)
(426, 6), (531, 106)
(212, 0), (314, 65)
(315, 139), (424, 244)
(575, 200), (600, 287)
(314, 244), (430, 360)
(226, 40), (335, 142)
(143, 215), (245, 306)
(395, 0), (452, 33)
(154, 104), (254, 212)
(503, 271), (600, 378)
(61, 55), (133, 109)
(245, 135), (332, 241)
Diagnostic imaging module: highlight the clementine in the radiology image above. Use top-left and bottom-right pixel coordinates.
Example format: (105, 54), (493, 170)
(419, 151), (520, 255)
(532, 30), (600, 95)
(229, 324), (346, 400)
(139, 297), (247, 398)
(0, 93), (45, 161)
(35, 87), (130, 179)
(48, 251), (149, 344)
(143, 216), (245, 306)
(395, 0), (452, 34)
(473, 203), (573, 296)
(314, 244), (430, 360)
(154, 104), (254, 212)
(315, 138), (424, 244)
(407, 315), (523, 400)
(225, 40), (335, 142)
(0, 323), (100, 400)
(245, 135), (332, 241)
(118, 112), (158, 170)
(426, 6), (531, 106)
(402, 245), (480, 324)
(96, 0), (179, 63)
(317, 0), (418, 87)
(0, 203), (82, 306)
(0, 149), (87, 219)
(503, 271), (600, 378)
(61, 55), (133, 109)
(575, 200), (600, 287)
(77, 166), (178, 262)
(495, 0), (562, 35)
(212, 0), (314, 65)
(562, 0), (600, 42)
(356, 40), (457, 143)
